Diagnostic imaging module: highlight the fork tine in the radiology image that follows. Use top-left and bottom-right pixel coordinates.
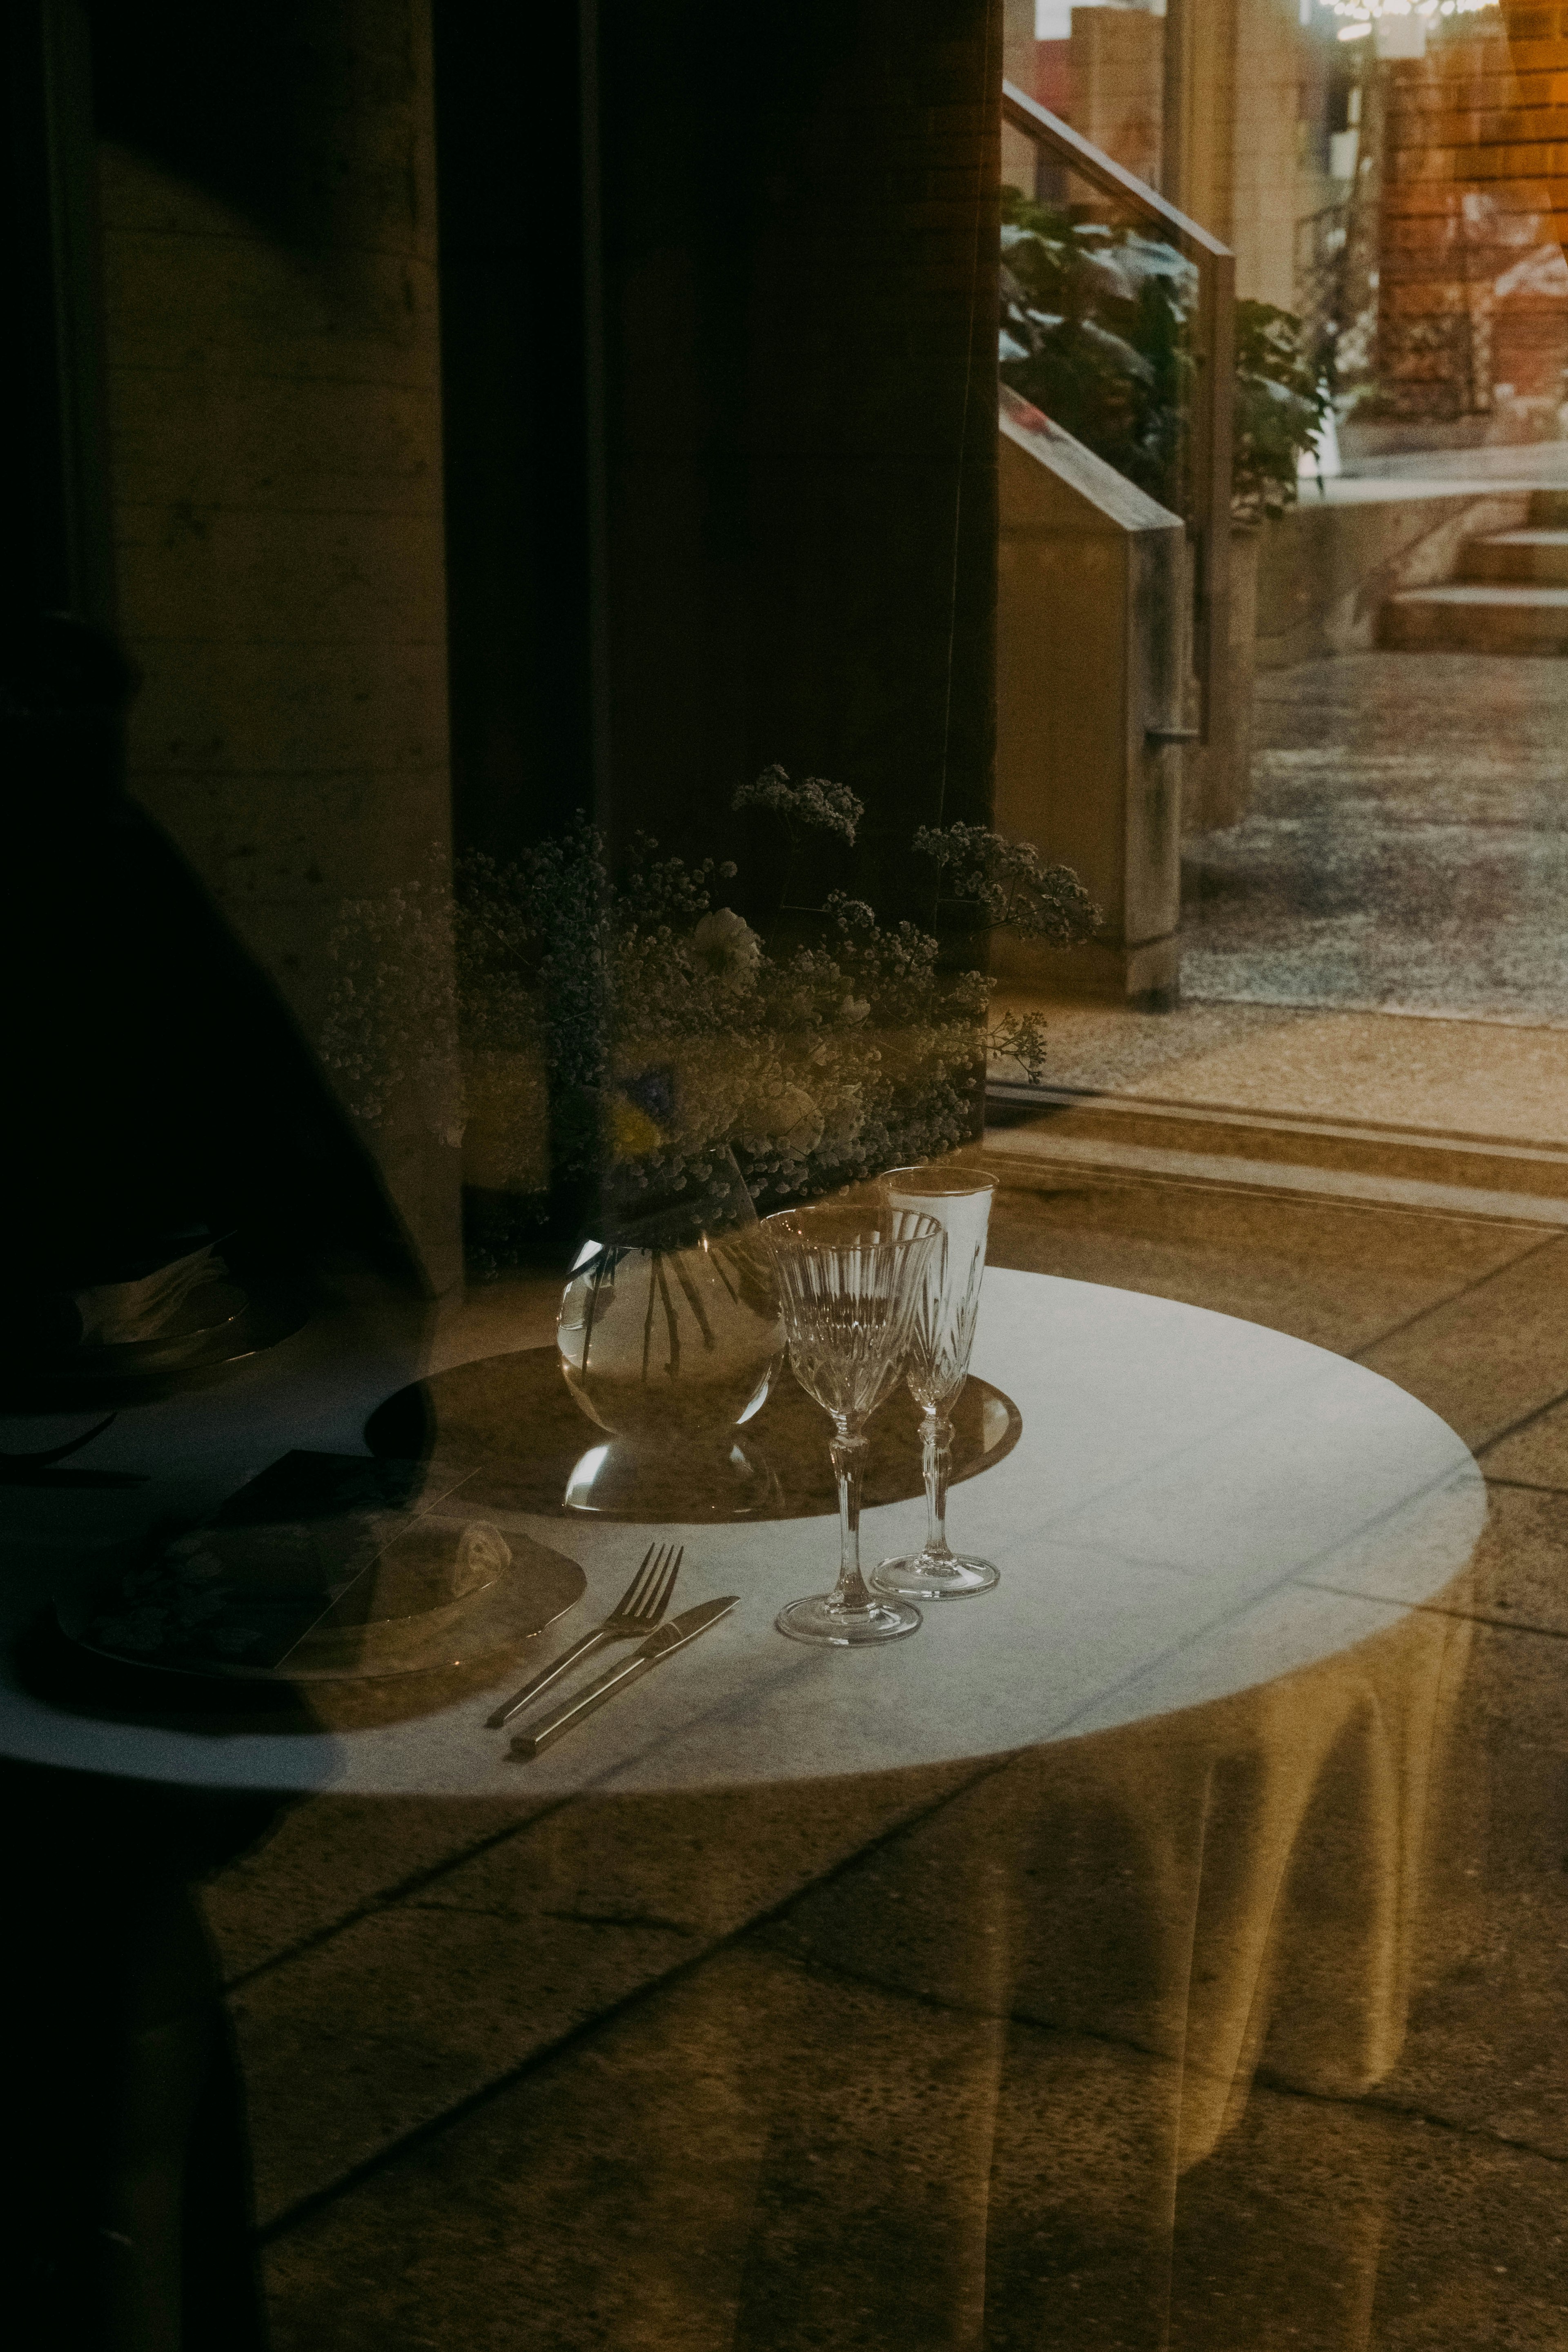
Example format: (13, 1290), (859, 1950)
(647, 1543), (683, 1623)
(484, 1542), (683, 1731)
(631, 1544), (672, 1621)
(617, 1542), (659, 1616)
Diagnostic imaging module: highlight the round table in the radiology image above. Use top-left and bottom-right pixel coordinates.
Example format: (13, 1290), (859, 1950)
(0, 1271), (1487, 2350)
(0, 1270), (1483, 1791)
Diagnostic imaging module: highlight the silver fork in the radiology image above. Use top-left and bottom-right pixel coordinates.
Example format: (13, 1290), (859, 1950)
(484, 1542), (684, 1728)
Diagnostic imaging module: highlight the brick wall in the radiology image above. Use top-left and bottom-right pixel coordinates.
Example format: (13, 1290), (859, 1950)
(1376, 10), (1568, 429)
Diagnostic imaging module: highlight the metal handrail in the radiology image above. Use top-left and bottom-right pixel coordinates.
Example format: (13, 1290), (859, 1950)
(1001, 81), (1236, 747)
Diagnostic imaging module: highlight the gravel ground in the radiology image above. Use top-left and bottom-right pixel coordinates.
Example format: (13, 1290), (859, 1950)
(1182, 652), (1568, 1028)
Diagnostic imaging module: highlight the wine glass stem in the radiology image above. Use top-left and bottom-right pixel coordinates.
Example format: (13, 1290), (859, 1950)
(829, 1420), (873, 1613)
(923, 1408), (955, 1561)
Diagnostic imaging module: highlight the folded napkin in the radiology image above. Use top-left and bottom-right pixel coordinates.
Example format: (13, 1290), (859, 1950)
(69, 1237), (227, 1346)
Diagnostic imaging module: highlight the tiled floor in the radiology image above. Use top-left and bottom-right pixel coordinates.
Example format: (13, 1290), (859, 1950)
(208, 1158), (1568, 2348)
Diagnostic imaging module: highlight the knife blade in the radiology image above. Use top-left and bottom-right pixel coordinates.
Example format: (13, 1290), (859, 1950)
(509, 1596), (738, 1759)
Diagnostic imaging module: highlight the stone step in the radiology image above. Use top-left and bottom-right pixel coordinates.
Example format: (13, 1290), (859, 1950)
(1459, 528), (1568, 586)
(1378, 582), (1568, 654)
(1528, 487), (1568, 527)
(982, 1087), (1568, 1226)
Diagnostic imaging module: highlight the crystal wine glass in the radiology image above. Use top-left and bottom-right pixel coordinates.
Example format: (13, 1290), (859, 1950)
(870, 1166), (1000, 1601)
(764, 1200), (941, 1645)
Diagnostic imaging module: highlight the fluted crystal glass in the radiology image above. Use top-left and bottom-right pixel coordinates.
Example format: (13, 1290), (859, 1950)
(764, 1201), (940, 1645)
(870, 1166), (1000, 1601)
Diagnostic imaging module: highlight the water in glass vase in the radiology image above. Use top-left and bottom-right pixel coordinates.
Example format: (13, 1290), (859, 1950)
(557, 1153), (784, 1515)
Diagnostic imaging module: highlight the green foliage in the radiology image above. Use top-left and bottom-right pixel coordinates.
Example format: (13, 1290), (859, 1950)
(1232, 300), (1334, 520)
(1000, 187), (1193, 509)
(1000, 188), (1330, 520)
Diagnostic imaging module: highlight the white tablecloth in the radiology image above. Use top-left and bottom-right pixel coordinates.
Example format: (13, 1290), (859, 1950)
(0, 1272), (1483, 1796)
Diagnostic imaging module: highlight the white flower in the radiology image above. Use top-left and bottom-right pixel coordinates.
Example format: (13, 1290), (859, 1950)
(743, 1085), (824, 1156)
(689, 907), (763, 991)
(815, 1099), (865, 1163)
(732, 764), (864, 845)
(840, 996), (871, 1025)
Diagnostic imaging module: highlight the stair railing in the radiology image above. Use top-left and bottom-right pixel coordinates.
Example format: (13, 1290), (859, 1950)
(1001, 80), (1236, 749)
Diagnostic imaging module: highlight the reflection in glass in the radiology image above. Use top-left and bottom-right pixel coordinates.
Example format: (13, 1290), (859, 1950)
(1000, 187), (1195, 514)
(765, 1202), (939, 1646)
(557, 1149), (783, 1513)
(872, 1167), (1000, 1602)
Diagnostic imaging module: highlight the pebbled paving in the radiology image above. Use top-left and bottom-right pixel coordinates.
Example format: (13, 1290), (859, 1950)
(1183, 652), (1568, 1028)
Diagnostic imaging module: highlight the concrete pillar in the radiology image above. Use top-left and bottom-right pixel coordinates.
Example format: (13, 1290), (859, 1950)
(1071, 6), (1165, 188)
(1183, 525), (1259, 831)
(1003, 0), (1042, 187)
(1165, 0), (1298, 304)
(93, 2), (460, 1292)
(993, 392), (1189, 1004)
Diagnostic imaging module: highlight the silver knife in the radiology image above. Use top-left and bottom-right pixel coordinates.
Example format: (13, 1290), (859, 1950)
(509, 1597), (738, 1759)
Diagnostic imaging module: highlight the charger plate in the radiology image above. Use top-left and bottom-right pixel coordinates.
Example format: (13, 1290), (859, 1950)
(367, 1344), (1023, 1522)
(54, 1450), (586, 1684)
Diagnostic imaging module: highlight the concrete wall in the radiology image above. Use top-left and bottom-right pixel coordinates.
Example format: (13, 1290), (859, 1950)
(994, 395), (1189, 1003)
(94, 2), (460, 1291)
(1256, 486), (1532, 668)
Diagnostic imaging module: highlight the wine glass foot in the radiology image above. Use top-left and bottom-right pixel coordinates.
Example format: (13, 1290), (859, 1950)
(871, 1551), (999, 1602)
(775, 1591), (922, 1646)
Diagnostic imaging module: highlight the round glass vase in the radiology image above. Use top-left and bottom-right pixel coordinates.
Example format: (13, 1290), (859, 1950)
(556, 1152), (785, 1517)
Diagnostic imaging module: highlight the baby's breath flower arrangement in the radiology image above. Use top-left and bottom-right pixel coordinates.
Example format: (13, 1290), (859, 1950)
(732, 763), (864, 846)
(321, 771), (1098, 1267)
(987, 1007), (1053, 1087)
(611, 881), (991, 1213)
(320, 871), (465, 1146)
(914, 822), (1102, 943)
(913, 823), (1104, 1089)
